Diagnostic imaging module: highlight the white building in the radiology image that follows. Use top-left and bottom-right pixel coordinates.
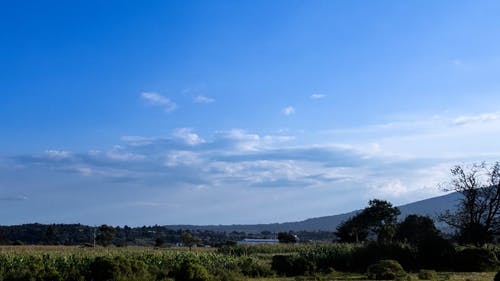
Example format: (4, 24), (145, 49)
(237, 238), (279, 245)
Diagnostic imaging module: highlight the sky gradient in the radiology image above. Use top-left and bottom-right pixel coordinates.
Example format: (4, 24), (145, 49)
(2, 0), (500, 226)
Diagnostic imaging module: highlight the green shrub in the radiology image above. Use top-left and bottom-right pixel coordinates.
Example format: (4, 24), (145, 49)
(367, 259), (407, 280)
(271, 255), (315, 276)
(88, 256), (152, 281)
(352, 242), (416, 272)
(3, 256), (61, 281)
(416, 235), (455, 270)
(494, 271), (500, 281)
(213, 269), (244, 281)
(175, 261), (213, 281)
(417, 270), (437, 280)
(454, 248), (498, 272)
(237, 257), (273, 277)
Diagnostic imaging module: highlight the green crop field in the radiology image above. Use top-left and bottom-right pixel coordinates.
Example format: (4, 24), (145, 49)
(0, 244), (499, 281)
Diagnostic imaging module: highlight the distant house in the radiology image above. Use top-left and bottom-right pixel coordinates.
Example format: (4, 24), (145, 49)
(237, 238), (279, 245)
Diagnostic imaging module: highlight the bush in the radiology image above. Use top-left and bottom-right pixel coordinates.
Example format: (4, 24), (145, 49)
(271, 255), (315, 276)
(454, 248), (498, 272)
(494, 271), (500, 281)
(88, 256), (152, 281)
(367, 260), (407, 280)
(175, 260), (213, 281)
(352, 242), (416, 272)
(237, 257), (273, 277)
(213, 269), (244, 281)
(417, 270), (437, 280)
(416, 235), (455, 270)
(3, 256), (61, 281)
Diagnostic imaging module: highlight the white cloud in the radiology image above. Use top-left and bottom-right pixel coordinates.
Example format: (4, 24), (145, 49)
(44, 150), (71, 159)
(219, 129), (294, 151)
(194, 95), (215, 104)
(120, 136), (156, 146)
(310, 94), (326, 99)
(165, 151), (201, 167)
(282, 106), (295, 116)
(13, 109), (500, 225)
(141, 92), (177, 112)
(173, 128), (205, 146)
(75, 167), (93, 176)
(106, 146), (146, 161)
(452, 112), (500, 126)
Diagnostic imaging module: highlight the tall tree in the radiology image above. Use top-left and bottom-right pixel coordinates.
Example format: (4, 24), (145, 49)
(335, 214), (369, 243)
(439, 162), (500, 246)
(181, 231), (198, 250)
(44, 225), (57, 245)
(336, 199), (400, 243)
(96, 224), (116, 247)
(395, 215), (440, 244)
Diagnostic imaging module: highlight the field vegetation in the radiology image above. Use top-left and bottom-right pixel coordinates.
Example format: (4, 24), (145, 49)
(0, 243), (499, 281)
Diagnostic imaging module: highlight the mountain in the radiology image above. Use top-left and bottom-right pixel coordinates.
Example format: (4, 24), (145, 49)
(166, 192), (460, 233)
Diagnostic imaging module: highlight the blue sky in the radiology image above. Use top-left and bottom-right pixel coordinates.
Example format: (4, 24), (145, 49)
(2, 0), (500, 226)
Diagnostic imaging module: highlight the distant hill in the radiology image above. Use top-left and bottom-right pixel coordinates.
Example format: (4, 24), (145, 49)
(166, 192), (461, 233)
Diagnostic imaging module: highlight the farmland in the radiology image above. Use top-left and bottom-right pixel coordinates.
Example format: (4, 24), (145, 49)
(0, 244), (498, 281)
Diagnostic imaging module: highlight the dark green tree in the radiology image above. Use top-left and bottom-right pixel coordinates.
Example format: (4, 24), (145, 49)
(439, 162), (500, 246)
(181, 231), (198, 250)
(277, 232), (297, 243)
(154, 237), (165, 247)
(44, 225), (57, 244)
(395, 215), (440, 244)
(96, 224), (116, 246)
(335, 215), (369, 243)
(336, 199), (400, 243)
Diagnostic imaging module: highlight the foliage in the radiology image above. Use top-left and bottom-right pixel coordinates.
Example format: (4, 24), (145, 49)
(336, 200), (400, 243)
(277, 233), (297, 244)
(454, 247), (498, 272)
(415, 234), (455, 270)
(439, 162), (500, 246)
(271, 255), (315, 276)
(95, 225), (116, 247)
(366, 260), (407, 280)
(297, 243), (359, 272)
(181, 232), (199, 250)
(335, 215), (368, 243)
(495, 270), (500, 281)
(175, 260), (213, 281)
(396, 215), (440, 245)
(418, 270), (437, 280)
(351, 242), (416, 272)
(238, 257), (273, 277)
(88, 256), (152, 281)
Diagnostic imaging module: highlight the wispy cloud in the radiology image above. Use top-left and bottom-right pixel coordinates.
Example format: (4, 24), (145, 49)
(44, 150), (71, 159)
(106, 146), (146, 161)
(141, 92), (177, 112)
(193, 95), (215, 104)
(165, 150), (202, 167)
(282, 106), (295, 116)
(0, 195), (28, 201)
(7, 110), (500, 225)
(310, 94), (326, 99)
(452, 112), (500, 126)
(172, 128), (205, 146)
(120, 136), (157, 146)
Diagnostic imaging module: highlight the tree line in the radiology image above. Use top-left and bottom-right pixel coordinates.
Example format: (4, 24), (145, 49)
(336, 162), (500, 247)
